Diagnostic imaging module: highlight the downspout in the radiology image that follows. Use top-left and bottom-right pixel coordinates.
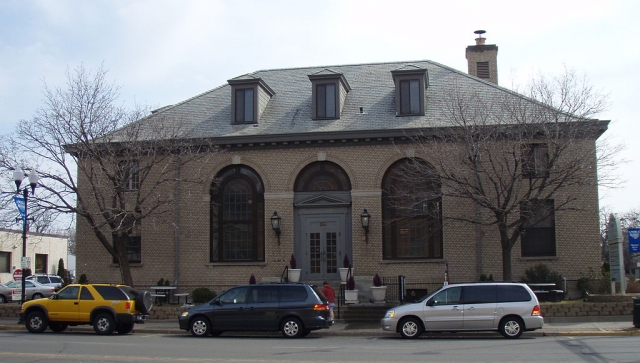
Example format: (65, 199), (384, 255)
(474, 148), (483, 279)
(174, 154), (181, 286)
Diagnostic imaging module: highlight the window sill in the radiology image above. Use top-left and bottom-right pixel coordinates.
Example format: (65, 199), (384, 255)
(206, 261), (268, 267)
(519, 256), (558, 261)
(380, 259), (444, 264)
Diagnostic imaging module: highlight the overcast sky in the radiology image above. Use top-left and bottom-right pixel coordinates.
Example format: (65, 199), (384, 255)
(1, 0), (638, 213)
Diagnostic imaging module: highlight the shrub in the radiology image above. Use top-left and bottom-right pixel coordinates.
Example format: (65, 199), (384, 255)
(577, 267), (611, 295)
(343, 254), (350, 268)
(347, 276), (355, 290)
(157, 278), (165, 286)
(191, 287), (216, 303)
(249, 273), (256, 284)
(78, 274), (88, 284)
(373, 273), (382, 287)
(289, 254), (297, 269)
(520, 263), (563, 288)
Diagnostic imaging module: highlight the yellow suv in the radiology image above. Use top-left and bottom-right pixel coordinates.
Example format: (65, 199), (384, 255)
(21, 283), (152, 335)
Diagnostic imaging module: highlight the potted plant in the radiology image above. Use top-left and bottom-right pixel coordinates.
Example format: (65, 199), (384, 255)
(370, 273), (387, 303)
(344, 275), (358, 303)
(287, 254), (301, 283)
(339, 254), (352, 283)
(249, 273), (256, 284)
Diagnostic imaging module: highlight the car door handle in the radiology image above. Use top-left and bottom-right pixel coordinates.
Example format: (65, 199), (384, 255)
(467, 307), (475, 311)
(74, 302), (78, 305)
(452, 306), (460, 311)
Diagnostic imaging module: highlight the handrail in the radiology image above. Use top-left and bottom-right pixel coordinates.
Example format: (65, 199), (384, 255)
(337, 264), (353, 319)
(280, 266), (289, 283)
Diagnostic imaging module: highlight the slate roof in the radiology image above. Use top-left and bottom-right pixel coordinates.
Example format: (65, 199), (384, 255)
(125, 60), (606, 144)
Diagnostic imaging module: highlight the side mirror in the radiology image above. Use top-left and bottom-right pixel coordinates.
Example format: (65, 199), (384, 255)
(426, 298), (434, 306)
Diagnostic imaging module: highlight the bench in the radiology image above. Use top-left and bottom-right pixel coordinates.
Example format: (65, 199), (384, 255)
(150, 293), (166, 306)
(173, 293), (189, 306)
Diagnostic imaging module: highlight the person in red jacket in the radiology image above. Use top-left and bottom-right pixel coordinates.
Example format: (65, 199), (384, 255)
(321, 280), (336, 320)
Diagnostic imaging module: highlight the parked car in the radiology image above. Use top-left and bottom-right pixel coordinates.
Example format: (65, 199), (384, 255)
(179, 283), (333, 338)
(26, 274), (64, 291)
(21, 283), (153, 335)
(0, 280), (56, 302)
(381, 282), (544, 339)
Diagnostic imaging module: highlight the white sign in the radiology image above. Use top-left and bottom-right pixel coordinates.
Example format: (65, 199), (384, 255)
(11, 290), (21, 301)
(21, 257), (31, 269)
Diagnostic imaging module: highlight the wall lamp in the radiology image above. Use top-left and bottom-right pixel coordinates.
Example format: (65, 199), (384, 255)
(270, 211), (281, 244)
(360, 209), (371, 243)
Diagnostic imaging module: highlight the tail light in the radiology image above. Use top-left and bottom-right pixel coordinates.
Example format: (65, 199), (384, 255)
(313, 304), (328, 311)
(531, 305), (541, 316)
(49, 288), (54, 293)
(125, 302), (131, 310)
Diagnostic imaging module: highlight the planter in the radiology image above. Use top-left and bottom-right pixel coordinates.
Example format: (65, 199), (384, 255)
(344, 289), (359, 304)
(287, 269), (301, 283)
(339, 268), (353, 283)
(370, 286), (387, 303)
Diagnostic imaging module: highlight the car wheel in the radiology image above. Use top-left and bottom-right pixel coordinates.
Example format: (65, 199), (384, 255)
(93, 313), (116, 335)
(116, 323), (135, 334)
(399, 317), (423, 339)
(32, 293), (44, 300)
(49, 323), (68, 332)
(499, 316), (524, 339)
(190, 317), (211, 337)
(0, 295), (6, 304)
(135, 290), (153, 314)
(281, 317), (303, 338)
(25, 311), (48, 333)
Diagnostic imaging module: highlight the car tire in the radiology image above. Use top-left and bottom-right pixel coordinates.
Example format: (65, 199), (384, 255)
(0, 295), (6, 304)
(281, 317), (303, 338)
(25, 311), (48, 333)
(116, 323), (135, 334)
(399, 317), (423, 339)
(93, 313), (116, 335)
(499, 316), (524, 339)
(32, 293), (44, 300)
(49, 323), (68, 332)
(135, 290), (153, 314)
(190, 317), (211, 337)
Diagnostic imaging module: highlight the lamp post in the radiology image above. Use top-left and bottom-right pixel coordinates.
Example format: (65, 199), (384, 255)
(13, 169), (38, 306)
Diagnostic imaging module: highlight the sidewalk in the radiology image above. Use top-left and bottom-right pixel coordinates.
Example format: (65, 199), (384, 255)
(1, 316), (638, 337)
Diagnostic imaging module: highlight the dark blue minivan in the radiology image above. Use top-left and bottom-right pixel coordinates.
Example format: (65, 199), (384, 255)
(178, 283), (333, 338)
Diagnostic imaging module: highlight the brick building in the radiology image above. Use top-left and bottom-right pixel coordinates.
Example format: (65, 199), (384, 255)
(76, 35), (607, 297)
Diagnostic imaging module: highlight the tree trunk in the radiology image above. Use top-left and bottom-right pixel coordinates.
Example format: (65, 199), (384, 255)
(112, 233), (134, 287)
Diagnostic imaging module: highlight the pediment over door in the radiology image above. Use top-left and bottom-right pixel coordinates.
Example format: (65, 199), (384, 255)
(294, 193), (351, 208)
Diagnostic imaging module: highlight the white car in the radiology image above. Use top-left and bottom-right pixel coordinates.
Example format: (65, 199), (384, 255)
(26, 274), (64, 291)
(381, 282), (544, 339)
(0, 280), (56, 303)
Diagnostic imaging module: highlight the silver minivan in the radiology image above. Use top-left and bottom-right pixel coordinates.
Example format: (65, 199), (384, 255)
(381, 282), (543, 338)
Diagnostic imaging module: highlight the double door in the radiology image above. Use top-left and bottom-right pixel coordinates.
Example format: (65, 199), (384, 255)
(299, 214), (346, 281)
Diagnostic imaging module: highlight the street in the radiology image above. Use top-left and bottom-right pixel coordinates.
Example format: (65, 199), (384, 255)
(0, 330), (639, 363)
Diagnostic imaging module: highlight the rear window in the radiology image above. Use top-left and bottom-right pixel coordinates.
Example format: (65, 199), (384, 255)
(497, 285), (532, 302)
(50, 277), (62, 284)
(279, 286), (308, 302)
(93, 286), (130, 300)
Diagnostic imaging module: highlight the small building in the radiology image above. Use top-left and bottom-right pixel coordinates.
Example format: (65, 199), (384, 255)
(0, 228), (68, 283)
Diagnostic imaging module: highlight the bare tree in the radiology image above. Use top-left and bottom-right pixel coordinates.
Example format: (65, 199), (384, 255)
(0, 65), (216, 286)
(397, 68), (620, 280)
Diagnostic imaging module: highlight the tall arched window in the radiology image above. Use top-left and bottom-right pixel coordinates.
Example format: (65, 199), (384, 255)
(294, 161), (351, 192)
(210, 165), (264, 262)
(382, 158), (442, 259)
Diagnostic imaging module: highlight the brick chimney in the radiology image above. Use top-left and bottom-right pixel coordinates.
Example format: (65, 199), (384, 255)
(465, 30), (498, 85)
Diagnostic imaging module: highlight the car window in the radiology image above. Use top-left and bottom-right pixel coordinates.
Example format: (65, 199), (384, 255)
(50, 277), (62, 284)
(58, 286), (80, 300)
(93, 286), (129, 300)
(80, 287), (94, 300)
(463, 285), (497, 304)
(431, 287), (462, 305)
(497, 285), (532, 302)
(25, 281), (35, 288)
(220, 287), (248, 304)
(280, 286), (308, 302)
(36, 277), (48, 284)
(248, 286), (278, 303)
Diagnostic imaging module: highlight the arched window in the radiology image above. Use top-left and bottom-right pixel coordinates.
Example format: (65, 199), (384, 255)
(210, 166), (264, 262)
(294, 161), (351, 192)
(382, 158), (442, 259)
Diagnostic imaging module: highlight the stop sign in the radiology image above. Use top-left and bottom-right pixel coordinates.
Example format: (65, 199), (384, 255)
(13, 269), (22, 281)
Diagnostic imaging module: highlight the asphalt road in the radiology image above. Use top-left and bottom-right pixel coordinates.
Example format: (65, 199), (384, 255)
(0, 329), (639, 363)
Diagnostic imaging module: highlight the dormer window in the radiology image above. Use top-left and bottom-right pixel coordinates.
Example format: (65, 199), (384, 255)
(228, 76), (275, 124)
(308, 69), (351, 120)
(391, 65), (428, 116)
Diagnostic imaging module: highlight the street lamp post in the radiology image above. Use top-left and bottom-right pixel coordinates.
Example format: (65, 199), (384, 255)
(13, 169), (38, 307)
